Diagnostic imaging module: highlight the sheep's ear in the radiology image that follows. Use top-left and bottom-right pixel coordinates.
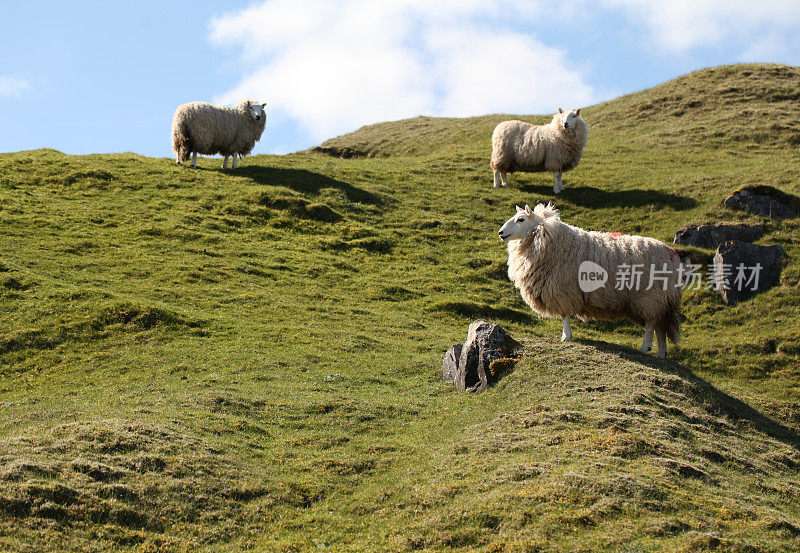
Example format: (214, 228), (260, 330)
(261, 103), (266, 108)
(558, 107), (563, 114)
(515, 205), (523, 213)
(524, 204), (533, 215)
(576, 108), (581, 116)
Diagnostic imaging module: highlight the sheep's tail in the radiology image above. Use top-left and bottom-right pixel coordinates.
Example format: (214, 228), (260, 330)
(659, 296), (681, 345)
(171, 120), (193, 163)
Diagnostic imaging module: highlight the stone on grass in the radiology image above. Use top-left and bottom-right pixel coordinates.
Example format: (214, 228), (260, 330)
(442, 319), (521, 393)
(712, 241), (787, 304)
(673, 223), (764, 249)
(723, 189), (796, 220)
(441, 344), (462, 385)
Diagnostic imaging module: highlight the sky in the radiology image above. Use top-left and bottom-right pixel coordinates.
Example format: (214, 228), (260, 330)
(2, 1), (799, 158)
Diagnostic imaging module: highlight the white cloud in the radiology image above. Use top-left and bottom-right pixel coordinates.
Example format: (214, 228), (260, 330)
(0, 76), (32, 98)
(209, 0), (596, 142)
(425, 26), (594, 117)
(602, 0), (800, 58)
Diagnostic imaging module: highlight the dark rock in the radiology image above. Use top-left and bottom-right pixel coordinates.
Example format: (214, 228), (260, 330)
(673, 223), (764, 249)
(712, 241), (787, 304)
(444, 320), (521, 393)
(723, 189), (796, 220)
(442, 343), (462, 383)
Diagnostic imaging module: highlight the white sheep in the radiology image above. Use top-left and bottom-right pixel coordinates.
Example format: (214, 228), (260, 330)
(491, 108), (588, 194)
(498, 204), (682, 358)
(171, 99), (267, 169)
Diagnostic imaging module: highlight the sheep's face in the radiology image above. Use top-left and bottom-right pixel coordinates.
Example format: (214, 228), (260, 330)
(248, 102), (266, 122)
(561, 108), (582, 130)
(498, 205), (541, 242)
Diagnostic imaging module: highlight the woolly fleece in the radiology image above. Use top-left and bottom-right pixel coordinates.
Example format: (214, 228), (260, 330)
(491, 111), (589, 175)
(171, 99), (266, 163)
(506, 204), (682, 344)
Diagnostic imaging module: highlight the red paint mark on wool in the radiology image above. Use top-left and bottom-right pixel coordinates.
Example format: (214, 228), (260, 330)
(667, 247), (679, 261)
(609, 232), (622, 239)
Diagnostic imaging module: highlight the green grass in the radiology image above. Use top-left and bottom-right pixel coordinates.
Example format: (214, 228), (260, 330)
(1, 63), (800, 551)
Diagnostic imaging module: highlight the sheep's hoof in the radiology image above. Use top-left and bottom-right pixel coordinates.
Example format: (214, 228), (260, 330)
(560, 333), (572, 342)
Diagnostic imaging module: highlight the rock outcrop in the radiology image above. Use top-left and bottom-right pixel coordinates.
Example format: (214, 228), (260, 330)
(442, 320), (521, 393)
(674, 223), (764, 249)
(723, 189), (796, 220)
(712, 241), (787, 304)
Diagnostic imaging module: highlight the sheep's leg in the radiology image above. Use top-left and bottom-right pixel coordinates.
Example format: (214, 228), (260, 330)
(500, 171), (509, 187)
(232, 154), (238, 169)
(493, 168), (500, 188)
(655, 328), (667, 359)
(553, 171), (563, 194)
(222, 156), (228, 170)
(560, 316), (572, 342)
(191, 151), (197, 169)
(641, 323), (654, 353)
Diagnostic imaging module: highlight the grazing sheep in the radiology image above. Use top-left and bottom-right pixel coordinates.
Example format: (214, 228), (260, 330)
(171, 99), (267, 169)
(498, 204), (681, 358)
(491, 108), (588, 194)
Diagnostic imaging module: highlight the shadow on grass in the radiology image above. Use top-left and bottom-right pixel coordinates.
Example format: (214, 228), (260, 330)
(430, 300), (535, 324)
(517, 184), (698, 210)
(575, 337), (800, 447)
(236, 166), (383, 205)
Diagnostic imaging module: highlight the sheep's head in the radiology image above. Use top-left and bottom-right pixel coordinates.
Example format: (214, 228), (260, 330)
(558, 107), (582, 131)
(498, 204), (543, 242)
(248, 101), (267, 122)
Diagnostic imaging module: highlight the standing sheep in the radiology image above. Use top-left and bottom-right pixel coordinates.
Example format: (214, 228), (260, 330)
(498, 204), (682, 358)
(491, 108), (588, 194)
(171, 99), (267, 169)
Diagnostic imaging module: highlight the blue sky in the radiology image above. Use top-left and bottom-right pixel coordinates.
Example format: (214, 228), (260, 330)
(2, 1), (799, 158)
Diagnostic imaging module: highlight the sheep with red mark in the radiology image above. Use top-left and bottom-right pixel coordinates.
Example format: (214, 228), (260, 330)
(498, 203), (682, 358)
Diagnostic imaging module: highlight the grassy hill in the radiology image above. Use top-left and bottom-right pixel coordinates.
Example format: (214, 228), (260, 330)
(1, 63), (800, 551)
(313, 64), (800, 158)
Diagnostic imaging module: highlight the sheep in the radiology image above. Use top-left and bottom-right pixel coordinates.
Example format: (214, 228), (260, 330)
(490, 108), (588, 194)
(498, 204), (682, 358)
(171, 99), (267, 169)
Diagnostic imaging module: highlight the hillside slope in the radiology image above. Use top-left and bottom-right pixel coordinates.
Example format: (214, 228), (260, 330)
(312, 64), (800, 158)
(315, 63), (800, 423)
(3, 336), (800, 552)
(1, 64), (800, 551)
